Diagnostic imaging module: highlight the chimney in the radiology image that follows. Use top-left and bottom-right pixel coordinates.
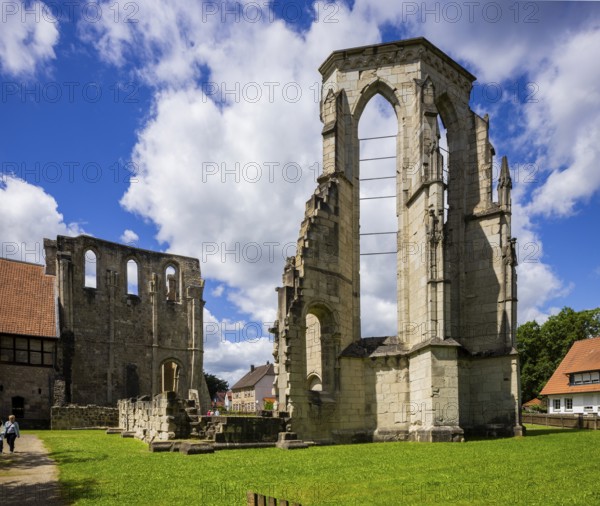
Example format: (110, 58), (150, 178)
(250, 364), (255, 372)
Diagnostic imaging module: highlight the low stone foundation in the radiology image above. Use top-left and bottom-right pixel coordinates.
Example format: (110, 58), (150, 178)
(408, 426), (465, 443)
(51, 404), (119, 430)
(199, 416), (284, 443)
(117, 392), (287, 444)
(118, 392), (192, 441)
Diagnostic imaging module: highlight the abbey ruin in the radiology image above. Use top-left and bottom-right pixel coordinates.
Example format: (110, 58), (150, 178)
(1, 235), (210, 426)
(272, 38), (523, 442)
(1, 38), (522, 443)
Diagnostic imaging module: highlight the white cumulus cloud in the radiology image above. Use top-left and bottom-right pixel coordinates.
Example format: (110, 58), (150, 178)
(0, 1), (59, 76)
(81, 1), (600, 345)
(120, 229), (139, 245)
(0, 176), (82, 263)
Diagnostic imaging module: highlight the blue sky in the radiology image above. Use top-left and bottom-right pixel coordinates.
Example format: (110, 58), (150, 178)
(1, 1), (600, 384)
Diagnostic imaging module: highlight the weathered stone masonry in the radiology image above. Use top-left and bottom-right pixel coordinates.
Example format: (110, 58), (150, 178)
(118, 393), (284, 444)
(273, 38), (522, 442)
(44, 235), (210, 412)
(51, 404), (118, 430)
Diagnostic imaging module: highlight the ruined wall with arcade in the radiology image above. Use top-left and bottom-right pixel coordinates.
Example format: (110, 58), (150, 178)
(44, 235), (209, 411)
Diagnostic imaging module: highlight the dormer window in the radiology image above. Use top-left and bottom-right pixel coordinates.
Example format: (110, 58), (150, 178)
(571, 371), (600, 385)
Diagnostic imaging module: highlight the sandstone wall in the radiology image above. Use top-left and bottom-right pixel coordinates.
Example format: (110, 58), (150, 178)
(51, 404), (118, 429)
(0, 362), (57, 429)
(118, 392), (191, 441)
(44, 235), (209, 412)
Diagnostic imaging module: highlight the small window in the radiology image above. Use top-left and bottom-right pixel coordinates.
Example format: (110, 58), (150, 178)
(12, 396), (25, 418)
(0, 336), (14, 362)
(564, 398), (573, 411)
(165, 265), (177, 301)
(591, 371), (600, 383)
(573, 373), (583, 385)
(553, 399), (561, 411)
(127, 259), (139, 296)
(0, 337), (55, 367)
(84, 249), (97, 288)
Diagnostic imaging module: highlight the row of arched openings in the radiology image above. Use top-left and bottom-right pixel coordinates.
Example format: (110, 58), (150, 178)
(83, 249), (179, 300)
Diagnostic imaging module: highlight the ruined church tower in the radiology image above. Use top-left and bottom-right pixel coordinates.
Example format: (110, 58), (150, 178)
(273, 38), (522, 442)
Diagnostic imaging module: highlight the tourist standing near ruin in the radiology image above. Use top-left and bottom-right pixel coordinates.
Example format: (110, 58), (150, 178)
(0, 417), (4, 453)
(4, 415), (20, 453)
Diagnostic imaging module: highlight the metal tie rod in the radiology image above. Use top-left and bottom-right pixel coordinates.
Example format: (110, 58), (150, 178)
(359, 176), (396, 181)
(360, 251), (397, 256)
(360, 232), (396, 236)
(359, 156), (396, 162)
(359, 195), (396, 200)
(358, 135), (397, 141)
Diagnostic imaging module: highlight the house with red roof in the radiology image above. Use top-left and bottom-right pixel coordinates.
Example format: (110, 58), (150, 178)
(0, 258), (59, 427)
(522, 398), (545, 412)
(541, 337), (600, 415)
(230, 362), (275, 412)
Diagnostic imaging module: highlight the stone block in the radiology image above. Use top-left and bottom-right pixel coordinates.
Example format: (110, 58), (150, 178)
(149, 441), (174, 452)
(179, 442), (215, 455)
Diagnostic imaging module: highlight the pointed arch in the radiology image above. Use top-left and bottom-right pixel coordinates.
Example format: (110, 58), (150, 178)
(352, 77), (402, 122)
(126, 258), (139, 296)
(355, 90), (399, 338)
(84, 248), (98, 288)
(434, 90), (462, 152)
(304, 302), (339, 394)
(164, 263), (179, 301)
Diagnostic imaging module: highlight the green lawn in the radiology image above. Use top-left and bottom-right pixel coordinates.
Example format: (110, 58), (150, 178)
(34, 425), (599, 505)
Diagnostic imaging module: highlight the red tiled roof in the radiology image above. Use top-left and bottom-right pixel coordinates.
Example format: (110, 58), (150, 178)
(540, 337), (600, 395)
(231, 363), (274, 390)
(0, 258), (57, 337)
(523, 398), (543, 407)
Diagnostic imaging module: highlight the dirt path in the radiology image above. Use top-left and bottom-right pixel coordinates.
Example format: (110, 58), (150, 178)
(0, 434), (64, 505)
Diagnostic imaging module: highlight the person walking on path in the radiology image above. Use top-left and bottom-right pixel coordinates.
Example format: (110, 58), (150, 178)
(0, 434), (64, 505)
(0, 417), (4, 453)
(4, 415), (20, 453)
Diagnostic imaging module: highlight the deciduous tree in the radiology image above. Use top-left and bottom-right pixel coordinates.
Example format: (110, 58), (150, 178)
(518, 307), (600, 401)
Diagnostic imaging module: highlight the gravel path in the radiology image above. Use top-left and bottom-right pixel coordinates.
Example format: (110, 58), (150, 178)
(0, 434), (64, 505)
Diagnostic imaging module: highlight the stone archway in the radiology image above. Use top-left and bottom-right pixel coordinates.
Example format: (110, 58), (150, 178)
(274, 38), (522, 442)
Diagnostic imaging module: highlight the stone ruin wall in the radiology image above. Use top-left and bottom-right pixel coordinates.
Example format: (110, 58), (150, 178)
(118, 392), (192, 441)
(44, 235), (210, 411)
(118, 392), (286, 444)
(51, 404), (119, 430)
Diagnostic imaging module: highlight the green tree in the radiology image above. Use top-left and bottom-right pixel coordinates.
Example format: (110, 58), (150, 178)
(517, 307), (600, 401)
(204, 372), (229, 400)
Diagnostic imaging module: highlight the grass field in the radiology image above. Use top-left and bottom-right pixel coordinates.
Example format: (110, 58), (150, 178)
(33, 425), (599, 505)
